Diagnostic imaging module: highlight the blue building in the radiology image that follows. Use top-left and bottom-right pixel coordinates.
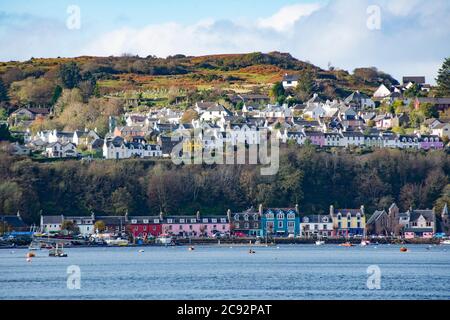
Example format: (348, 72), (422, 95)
(260, 205), (300, 237)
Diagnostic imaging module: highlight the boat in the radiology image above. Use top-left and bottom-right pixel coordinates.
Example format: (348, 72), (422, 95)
(315, 241), (325, 246)
(440, 240), (450, 245)
(105, 238), (129, 247)
(249, 249), (256, 254)
(49, 244), (68, 257)
(188, 246), (195, 251)
(28, 241), (42, 251)
(400, 247), (408, 252)
(155, 235), (174, 246)
(339, 242), (354, 247)
(26, 252), (36, 258)
(360, 240), (371, 247)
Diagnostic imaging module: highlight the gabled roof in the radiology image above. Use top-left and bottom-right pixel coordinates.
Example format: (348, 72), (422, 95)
(42, 215), (64, 224)
(366, 210), (387, 225)
(283, 74), (300, 82)
(0, 215), (28, 228)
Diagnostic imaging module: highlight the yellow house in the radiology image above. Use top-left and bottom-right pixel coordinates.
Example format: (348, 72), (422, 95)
(182, 139), (203, 154)
(330, 205), (366, 237)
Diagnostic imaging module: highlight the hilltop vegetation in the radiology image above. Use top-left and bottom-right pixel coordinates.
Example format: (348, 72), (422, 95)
(1, 52), (398, 109)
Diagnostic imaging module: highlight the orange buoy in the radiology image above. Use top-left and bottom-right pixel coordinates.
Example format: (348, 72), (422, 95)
(400, 247), (408, 252)
(26, 252), (36, 258)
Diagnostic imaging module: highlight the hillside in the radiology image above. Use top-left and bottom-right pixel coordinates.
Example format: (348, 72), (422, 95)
(0, 52), (399, 109)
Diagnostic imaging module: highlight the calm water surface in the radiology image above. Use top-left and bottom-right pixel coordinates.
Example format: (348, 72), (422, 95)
(1, 245), (450, 300)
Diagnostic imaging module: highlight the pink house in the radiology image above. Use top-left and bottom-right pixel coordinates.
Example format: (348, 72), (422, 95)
(419, 135), (444, 150)
(304, 131), (325, 147)
(161, 213), (230, 238)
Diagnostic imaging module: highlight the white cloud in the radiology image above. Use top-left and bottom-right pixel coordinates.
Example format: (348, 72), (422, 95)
(257, 3), (322, 32)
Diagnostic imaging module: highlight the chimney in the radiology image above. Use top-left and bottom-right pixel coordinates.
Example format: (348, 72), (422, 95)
(91, 212), (95, 220)
(196, 211), (201, 220)
(159, 211), (164, 220)
(259, 204), (263, 216)
(330, 205), (334, 216)
(295, 204), (299, 214)
(227, 209), (232, 222)
(17, 211), (21, 218)
(360, 205), (365, 216)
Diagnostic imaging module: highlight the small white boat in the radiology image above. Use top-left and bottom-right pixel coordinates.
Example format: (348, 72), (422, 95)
(105, 238), (129, 246)
(360, 240), (370, 247)
(315, 241), (325, 246)
(28, 241), (42, 251)
(155, 235), (174, 246)
(440, 240), (450, 245)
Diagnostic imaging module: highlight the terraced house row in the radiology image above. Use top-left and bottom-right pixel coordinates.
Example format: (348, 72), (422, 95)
(35, 203), (450, 240)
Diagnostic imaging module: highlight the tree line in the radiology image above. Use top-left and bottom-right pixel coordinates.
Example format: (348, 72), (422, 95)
(0, 146), (448, 224)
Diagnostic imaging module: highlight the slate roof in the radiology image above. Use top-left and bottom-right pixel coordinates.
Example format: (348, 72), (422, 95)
(366, 210), (386, 225)
(0, 215), (28, 229)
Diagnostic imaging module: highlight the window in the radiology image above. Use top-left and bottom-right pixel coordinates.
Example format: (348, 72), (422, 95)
(277, 213), (285, 220)
(266, 213), (274, 219)
(347, 221), (351, 228)
(244, 214), (249, 221)
(179, 219), (185, 223)
(221, 218), (227, 223)
(278, 221), (284, 228)
(131, 219), (138, 224)
(167, 219), (173, 224)
(314, 224), (319, 231)
(323, 224), (328, 230)
(244, 223), (249, 229)
(154, 219), (159, 224)
(179, 225), (183, 230)
(191, 219), (197, 223)
(287, 213), (295, 220)
(235, 223), (240, 229)
(212, 219), (217, 223)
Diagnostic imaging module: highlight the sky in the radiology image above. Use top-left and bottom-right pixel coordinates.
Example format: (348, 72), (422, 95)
(0, 0), (449, 84)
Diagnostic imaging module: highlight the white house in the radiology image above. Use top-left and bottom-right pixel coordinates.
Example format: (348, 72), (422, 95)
(431, 123), (450, 139)
(40, 215), (64, 233)
(300, 215), (334, 238)
(45, 142), (78, 158)
(64, 215), (95, 236)
(373, 84), (392, 99)
(200, 105), (233, 122)
(103, 136), (162, 160)
(345, 91), (376, 109)
(282, 74), (299, 89)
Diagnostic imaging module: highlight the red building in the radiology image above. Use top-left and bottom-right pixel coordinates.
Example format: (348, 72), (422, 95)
(128, 216), (163, 239)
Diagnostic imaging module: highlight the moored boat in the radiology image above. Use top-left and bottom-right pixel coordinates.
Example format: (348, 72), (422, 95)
(440, 240), (450, 245)
(400, 247), (408, 252)
(155, 235), (174, 246)
(105, 238), (129, 246)
(339, 242), (354, 247)
(315, 241), (325, 246)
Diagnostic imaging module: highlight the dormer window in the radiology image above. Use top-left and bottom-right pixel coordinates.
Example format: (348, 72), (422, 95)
(287, 213), (295, 220)
(277, 213), (285, 220)
(244, 214), (249, 221)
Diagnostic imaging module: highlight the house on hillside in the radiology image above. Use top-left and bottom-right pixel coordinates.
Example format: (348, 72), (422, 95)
(282, 74), (299, 89)
(45, 142), (78, 158)
(0, 212), (29, 233)
(345, 91), (375, 109)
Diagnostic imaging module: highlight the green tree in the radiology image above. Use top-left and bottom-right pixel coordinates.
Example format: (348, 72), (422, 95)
(436, 57), (450, 97)
(61, 220), (80, 234)
(420, 102), (439, 119)
(0, 78), (9, 104)
(0, 108), (8, 121)
(59, 62), (81, 89)
(94, 220), (106, 233)
(270, 82), (285, 102)
(111, 187), (133, 215)
(404, 83), (424, 98)
(295, 71), (315, 101)
(0, 124), (13, 142)
(51, 85), (63, 105)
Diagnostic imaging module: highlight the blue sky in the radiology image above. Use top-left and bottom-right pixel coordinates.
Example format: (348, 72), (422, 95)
(0, 0), (449, 83)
